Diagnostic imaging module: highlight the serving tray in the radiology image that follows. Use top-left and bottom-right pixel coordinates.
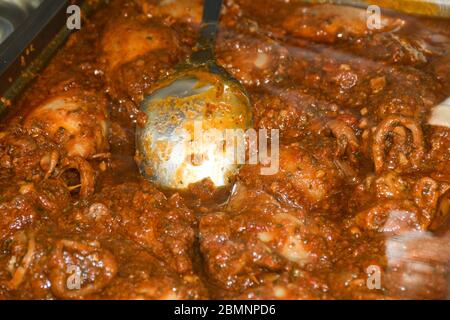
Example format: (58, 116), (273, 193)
(0, 0), (101, 116)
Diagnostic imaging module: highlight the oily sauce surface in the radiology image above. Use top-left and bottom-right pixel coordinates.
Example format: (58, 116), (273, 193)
(0, 0), (449, 299)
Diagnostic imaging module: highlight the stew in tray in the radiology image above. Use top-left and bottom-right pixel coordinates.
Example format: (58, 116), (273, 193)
(0, 0), (449, 299)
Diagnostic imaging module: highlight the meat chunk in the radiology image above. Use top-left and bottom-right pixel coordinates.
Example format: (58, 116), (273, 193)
(0, 129), (52, 180)
(100, 242), (208, 299)
(239, 143), (344, 211)
(346, 173), (450, 234)
(217, 31), (291, 86)
(108, 51), (178, 111)
(222, 272), (330, 300)
(369, 68), (441, 121)
(351, 27), (450, 66)
(199, 183), (339, 296)
(253, 88), (340, 139)
(138, 0), (203, 25)
(427, 126), (450, 177)
(0, 195), (36, 242)
(99, 16), (183, 116)
(94, 181), (196, 274)
(371, 115), (425, 174)
(49, 239), (118, 299)
(282, 4), (404, 43)
(23, 89), (109, 159)
(100, 16), (181, 72)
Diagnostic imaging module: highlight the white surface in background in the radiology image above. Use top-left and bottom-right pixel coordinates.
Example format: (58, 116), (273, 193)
(0, 17), (13, 44)
(429, 97), (450, 128)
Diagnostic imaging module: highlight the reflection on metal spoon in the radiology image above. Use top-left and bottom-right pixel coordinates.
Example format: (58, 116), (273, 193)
(136, 70), (252, 189)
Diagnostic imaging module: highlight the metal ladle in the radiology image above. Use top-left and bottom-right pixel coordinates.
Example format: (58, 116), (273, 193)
(136, 0), (253, 190)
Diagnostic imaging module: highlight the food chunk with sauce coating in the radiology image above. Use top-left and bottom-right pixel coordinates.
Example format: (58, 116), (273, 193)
(23, 89), (109, 159)
(217, 31), (291, 86)
(239, 143), (344, 210)
(91, 181), (197, 274)
(199, 183), (339, 296)
(283, 4), (404, 43)
(100, 16), (181, 72)
(137, 0), (203, 25)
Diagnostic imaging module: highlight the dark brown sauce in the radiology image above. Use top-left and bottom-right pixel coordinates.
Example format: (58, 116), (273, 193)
(0, 0), (449, 299)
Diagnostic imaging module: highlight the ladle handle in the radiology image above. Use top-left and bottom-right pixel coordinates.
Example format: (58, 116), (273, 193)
(189, 0), (223, 66)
